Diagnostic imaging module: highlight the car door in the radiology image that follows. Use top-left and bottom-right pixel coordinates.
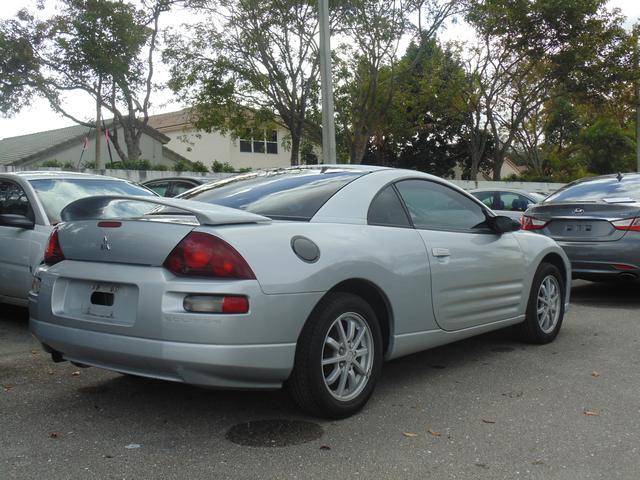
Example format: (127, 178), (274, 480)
(0, 180), (38, 302)
(395, 179), (527, 331)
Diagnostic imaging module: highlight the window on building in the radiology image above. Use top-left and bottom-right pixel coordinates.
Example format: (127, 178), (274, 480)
(239, 129), (252, 153)
(239, 129), (278, 155)
(266, 130), (278, 154)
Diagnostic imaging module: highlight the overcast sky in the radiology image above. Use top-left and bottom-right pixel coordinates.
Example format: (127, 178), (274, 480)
(0, 0), (639, 140)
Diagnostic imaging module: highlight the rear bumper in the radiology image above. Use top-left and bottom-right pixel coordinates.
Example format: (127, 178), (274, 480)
(557, 237), (640, 280)
(29, 261), (325, 389)
(30, 319), (295, 389)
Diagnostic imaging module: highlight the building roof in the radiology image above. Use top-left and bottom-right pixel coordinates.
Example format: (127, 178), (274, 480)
(0, 124), (90, 166)
(0, 121), (171, 166)
(147, 109), (194, 133)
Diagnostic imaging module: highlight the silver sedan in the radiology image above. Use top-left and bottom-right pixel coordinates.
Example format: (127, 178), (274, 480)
(0, 171), (155, 306)
(29, 166), (570, 418)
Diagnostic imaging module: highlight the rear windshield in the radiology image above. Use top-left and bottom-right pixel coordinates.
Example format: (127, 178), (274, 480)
(177, 168), (365, 220)
(545, 175), (640, 203)
(29, 178), (155, 224)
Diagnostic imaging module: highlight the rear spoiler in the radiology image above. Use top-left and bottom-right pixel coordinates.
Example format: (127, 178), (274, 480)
(60, 195), (271, 226)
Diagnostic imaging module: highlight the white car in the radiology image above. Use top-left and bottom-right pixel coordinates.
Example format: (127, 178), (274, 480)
(30, 166), (570, 418)
(0, 171), (155, 306)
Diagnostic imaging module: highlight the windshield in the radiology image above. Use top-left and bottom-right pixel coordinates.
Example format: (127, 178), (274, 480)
(29, 178), (156, 224)
(545, 175), (640, 203)
(177, 168), (365, 220)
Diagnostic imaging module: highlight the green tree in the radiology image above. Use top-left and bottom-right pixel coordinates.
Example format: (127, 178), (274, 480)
(464, 0), (630, 179)
(164, 0), (328, 166)
(0, 0), (175, 162)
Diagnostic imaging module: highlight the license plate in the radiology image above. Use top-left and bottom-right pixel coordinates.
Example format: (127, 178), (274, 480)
(87, 283), (119, 318)
(565, 223), (592, 233)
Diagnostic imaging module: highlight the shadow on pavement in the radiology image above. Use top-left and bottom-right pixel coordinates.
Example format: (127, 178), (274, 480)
(570, 279), (640, 308)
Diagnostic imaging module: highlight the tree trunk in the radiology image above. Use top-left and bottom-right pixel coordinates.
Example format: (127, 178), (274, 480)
(290, 131), (300, 166)
(492, 152), (504, 180)
(351, 128), (370, 164)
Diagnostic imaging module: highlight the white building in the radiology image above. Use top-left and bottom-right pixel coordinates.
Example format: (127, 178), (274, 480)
(0, 122), (187, 168)
(147, 109), (293, 170)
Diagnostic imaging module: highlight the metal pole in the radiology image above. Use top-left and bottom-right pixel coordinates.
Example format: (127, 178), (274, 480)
(95, 77), (104, 169)
(319, 0), (337, 164)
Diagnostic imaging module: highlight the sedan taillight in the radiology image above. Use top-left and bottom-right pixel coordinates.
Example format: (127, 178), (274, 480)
(44, 228), (65, 265)
(520, 215), (547, 230)
(163, 232), (255, 279)
(611, 217), (640, 232)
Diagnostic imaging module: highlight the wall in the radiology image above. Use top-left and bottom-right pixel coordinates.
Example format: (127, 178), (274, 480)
(0, 165), (565, 193)
(161, 126), (293, 170)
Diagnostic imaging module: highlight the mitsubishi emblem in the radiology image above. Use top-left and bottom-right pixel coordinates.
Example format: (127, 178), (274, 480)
(573, 208), (584, 215)
(101, 235), (111, 251)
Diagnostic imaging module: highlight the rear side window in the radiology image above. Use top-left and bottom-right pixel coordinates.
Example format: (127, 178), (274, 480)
(368, 185), (411, 227)
(395, 179), (487, 231)
(179, 168), (365, 221)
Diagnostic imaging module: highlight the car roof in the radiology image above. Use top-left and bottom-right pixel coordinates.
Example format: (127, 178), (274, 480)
(0, 170), (130, 181)
(469, 187), (536, 196)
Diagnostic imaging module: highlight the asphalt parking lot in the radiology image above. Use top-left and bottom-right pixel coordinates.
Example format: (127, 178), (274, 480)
(2, 281), (640, 479)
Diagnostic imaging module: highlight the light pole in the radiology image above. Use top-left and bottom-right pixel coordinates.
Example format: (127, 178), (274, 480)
(319, 0), (337, 164)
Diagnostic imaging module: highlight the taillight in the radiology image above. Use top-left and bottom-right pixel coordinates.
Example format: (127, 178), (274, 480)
(611, 217), (640, 232)
(44, 228), (65, 265)
(521, 215), (547, 230)
(163, 232), (255, 279)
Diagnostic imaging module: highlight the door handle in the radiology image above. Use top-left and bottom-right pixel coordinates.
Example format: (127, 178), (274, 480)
(432, 248), (450, 257)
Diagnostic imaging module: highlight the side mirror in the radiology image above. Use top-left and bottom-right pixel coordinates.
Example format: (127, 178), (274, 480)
(488, 215), (520, 234)
(0, 213), (35, 230)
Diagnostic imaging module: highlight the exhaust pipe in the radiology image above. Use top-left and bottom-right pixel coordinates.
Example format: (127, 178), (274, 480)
(41, 343), (66, 363)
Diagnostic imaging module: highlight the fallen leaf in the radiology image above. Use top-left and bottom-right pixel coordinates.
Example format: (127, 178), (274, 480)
(481, 418), (496, 424)
(591, 371), (600, 378)
(49, 432), (60, 438)
(427, 429), (441, 437)
(402, 432), (418, 438)
(532, 459), (545, 465)
(71, 371), (81, 376)
(2, 384), (13, 391)
(474, 463), (489, 469)
(319, 445), (331, 451)
(31, 349), (40, 355)
(583, 409), (600, 417)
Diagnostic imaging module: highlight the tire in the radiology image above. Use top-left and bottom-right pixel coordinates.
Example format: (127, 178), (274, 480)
(287, 292), (383, 419)
(517, 262), (565, 344)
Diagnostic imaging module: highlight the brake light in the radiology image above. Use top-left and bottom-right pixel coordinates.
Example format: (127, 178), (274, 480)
(163, 232), (255, 279)
(44, 228), (65, 265)
(521, 215), (547, 230)
(611, 217), (640, 232)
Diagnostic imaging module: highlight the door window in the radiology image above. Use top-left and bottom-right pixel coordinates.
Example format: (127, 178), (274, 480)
(145, 181), (170, 197)
(395, 180), (487, 231)
(499, 192), (534, 212)
(171, 181), (197, 197)
(0, 181), (34, 221)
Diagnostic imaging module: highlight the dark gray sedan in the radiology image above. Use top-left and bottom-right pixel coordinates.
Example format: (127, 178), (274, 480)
(522, 173), (640, 282)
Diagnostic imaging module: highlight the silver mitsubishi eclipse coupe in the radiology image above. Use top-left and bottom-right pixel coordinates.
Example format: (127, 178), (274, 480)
(29, 166), (570, 418)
